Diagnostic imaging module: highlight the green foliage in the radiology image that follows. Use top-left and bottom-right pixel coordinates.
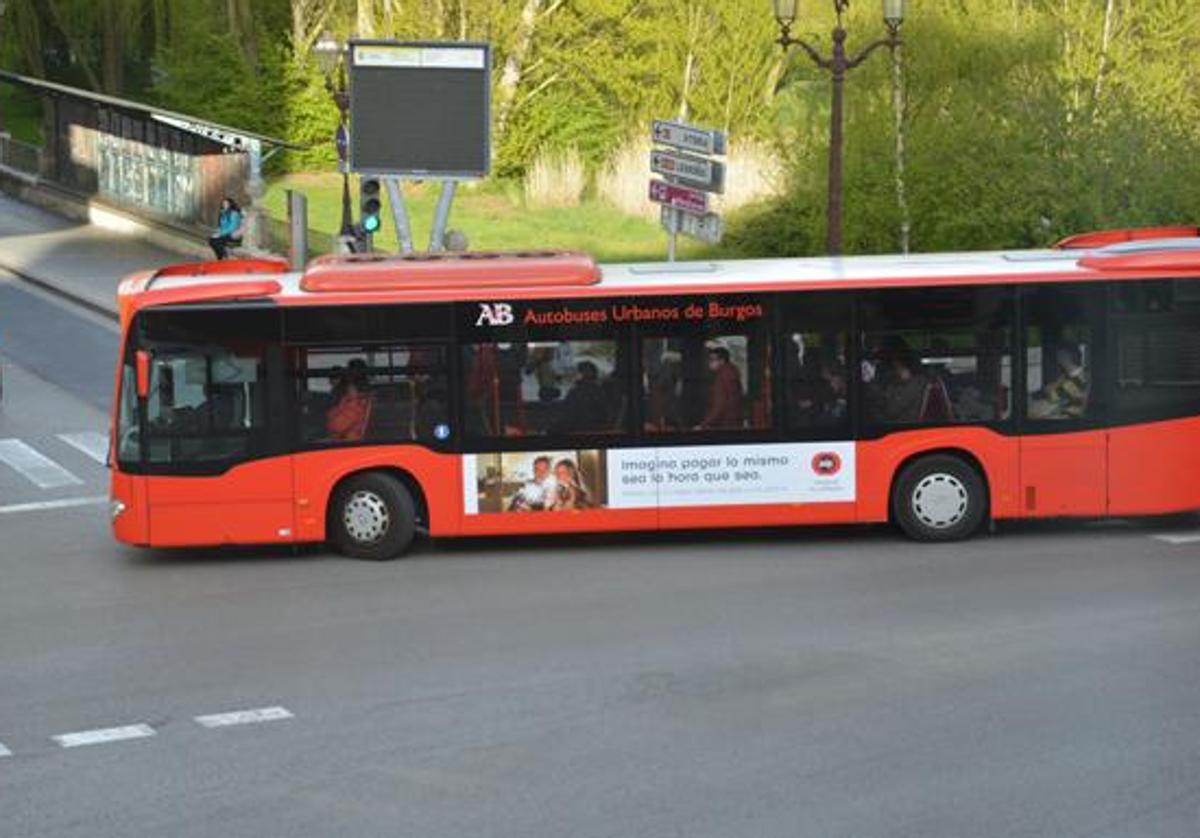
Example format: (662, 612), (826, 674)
(2, 0), (1199, 254)
(740, 0), (1200, 256)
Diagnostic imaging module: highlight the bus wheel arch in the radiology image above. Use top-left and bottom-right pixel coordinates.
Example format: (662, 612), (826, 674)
(326, 467), (429, 560)
(888, 448), (991, 541)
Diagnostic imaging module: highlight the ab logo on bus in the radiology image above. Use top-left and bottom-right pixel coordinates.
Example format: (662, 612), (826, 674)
(811, 452), (842, 477)
(476, 303), (514, 326)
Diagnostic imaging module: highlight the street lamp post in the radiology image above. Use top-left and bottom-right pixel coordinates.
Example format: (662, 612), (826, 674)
(314, 32), (355, 239)
(773, 0), (904, 256)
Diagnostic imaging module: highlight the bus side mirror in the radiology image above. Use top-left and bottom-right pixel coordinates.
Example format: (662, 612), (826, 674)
(135, 350), (151, 399)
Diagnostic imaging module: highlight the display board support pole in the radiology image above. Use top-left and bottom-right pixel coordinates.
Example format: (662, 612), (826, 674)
(384, 177), (415, 254)
(430, 181), (458, 253)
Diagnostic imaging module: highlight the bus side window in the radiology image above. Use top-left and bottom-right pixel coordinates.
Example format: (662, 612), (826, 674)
(780, 294), (852, 435)
(860, 287), (1013, 427)
(295, 344), (449, 444)
(463, 339), (623, 439)
(642, 333), (770, 433)
(1023, 286), (1101, 422)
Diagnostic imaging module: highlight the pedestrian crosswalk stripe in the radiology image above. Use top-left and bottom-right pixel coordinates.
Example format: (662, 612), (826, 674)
(194, 706), (294, 728)
(53, 724), (156, 748)
(0, 496), (106, 515)
(0, 439), (82, 489)
(57, 431), (108, 465)
(1154, 532), (1200, 545)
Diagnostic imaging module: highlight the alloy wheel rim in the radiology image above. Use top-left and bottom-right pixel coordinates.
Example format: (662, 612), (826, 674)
(343, 490), (391, 544)
(911, 473), (969, 530)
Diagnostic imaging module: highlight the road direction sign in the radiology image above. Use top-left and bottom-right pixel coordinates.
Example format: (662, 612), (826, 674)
(649, 179), (709, 215)
(651, 120), (727, 156)
(661, 206), (723, 244)
(650, 149), (725, 194)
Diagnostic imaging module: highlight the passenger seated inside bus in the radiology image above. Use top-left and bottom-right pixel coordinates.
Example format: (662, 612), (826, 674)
(791, 347), (847, 427)
(866, 339), (928, 423)
(552, 361), (610, 434)
(1029, 346), (1088, 420)
(326, 359), (372, 441)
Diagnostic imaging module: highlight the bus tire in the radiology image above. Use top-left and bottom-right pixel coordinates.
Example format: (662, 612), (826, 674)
(892, 454), (986, 542)
(330, 472), (416, 560)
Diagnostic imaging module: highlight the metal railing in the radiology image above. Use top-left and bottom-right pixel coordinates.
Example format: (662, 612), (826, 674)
(0, 133), (42, 176)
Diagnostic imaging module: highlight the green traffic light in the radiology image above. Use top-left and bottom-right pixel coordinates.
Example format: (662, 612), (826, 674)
(362, 214), (381, 233)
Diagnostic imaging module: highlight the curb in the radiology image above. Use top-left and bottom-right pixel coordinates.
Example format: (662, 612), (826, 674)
(0, 259), (119, 322)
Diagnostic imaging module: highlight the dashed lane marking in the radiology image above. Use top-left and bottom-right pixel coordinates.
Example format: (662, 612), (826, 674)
(1154, 532), (1200, 545)
(57, 432), (109, 465)
(194, 706), (294, 728)
(0, 439), (83, 489)
(0, 742), (11, 758)
(0, 495), (106, 515)
(53, 724), (156, 749)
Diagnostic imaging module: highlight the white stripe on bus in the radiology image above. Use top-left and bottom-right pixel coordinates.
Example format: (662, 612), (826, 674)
(57, 432), (109, 465)
(0, 439), (83, 489)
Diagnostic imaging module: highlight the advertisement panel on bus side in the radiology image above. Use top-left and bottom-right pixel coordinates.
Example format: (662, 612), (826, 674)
(462, 442), (855, 515)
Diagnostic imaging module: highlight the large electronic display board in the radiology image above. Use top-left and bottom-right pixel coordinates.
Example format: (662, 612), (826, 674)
(348, 40), (491, 178)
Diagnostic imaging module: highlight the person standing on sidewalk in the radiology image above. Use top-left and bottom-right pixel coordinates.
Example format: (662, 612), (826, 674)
(209, 197), (244, 260)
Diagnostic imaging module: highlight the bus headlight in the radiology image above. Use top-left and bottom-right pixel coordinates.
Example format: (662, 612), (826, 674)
(109, 499), (127, 521)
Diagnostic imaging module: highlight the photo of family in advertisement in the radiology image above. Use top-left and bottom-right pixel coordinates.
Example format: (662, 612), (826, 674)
(473, 450), (609, 514)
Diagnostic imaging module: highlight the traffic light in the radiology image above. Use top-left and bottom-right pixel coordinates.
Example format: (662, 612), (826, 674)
(358, 177), (382, 248)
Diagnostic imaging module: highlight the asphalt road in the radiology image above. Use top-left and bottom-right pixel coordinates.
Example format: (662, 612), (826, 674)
(1, 278), (1199, 838)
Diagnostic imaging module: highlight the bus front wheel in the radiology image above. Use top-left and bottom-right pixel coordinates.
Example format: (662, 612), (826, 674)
(892, 454), (986, 542)
(330, 472), (416, 560)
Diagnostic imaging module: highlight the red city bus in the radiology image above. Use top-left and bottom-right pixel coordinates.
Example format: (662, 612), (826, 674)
(109, 229), (1200, 559)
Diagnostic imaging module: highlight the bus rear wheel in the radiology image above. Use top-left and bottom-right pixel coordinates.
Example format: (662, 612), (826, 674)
(892, 454), (986, 542)
(330, 472), (416, 560)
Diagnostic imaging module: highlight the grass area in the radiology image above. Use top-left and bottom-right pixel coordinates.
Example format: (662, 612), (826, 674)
(263, 173), (713, 263)
(0, 86), (43, 145)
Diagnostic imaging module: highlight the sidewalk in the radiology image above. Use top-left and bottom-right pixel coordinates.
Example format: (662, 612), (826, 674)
(0, 192), (199, 317)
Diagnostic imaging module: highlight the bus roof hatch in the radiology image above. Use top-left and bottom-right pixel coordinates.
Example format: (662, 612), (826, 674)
(299, 251), (600, 293)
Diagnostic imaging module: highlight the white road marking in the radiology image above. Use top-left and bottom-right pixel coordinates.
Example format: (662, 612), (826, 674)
(53, 724), (156, 748)
(57, 432), (109, 465)
(1154, 532), (1200, 545)
(0, 439), (83, 489)
(0, 742), (11, 757)
(194, 706), (294, 728)
(0, 495), (106, 515)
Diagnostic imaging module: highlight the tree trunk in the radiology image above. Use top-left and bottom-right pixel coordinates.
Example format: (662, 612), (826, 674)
(101, 0), (125, 95)
(381, 0), (402, 34)
(357, 0), (376, 37)
(12, 0), (47, 79)
(228, 0), (259, 69)
(890, 41), (911, 254)
(495, 0), (544, 139)
(1092, 0), (1116, 116)
(44, 0), (103, 91)
(292, 0), (335, 60)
